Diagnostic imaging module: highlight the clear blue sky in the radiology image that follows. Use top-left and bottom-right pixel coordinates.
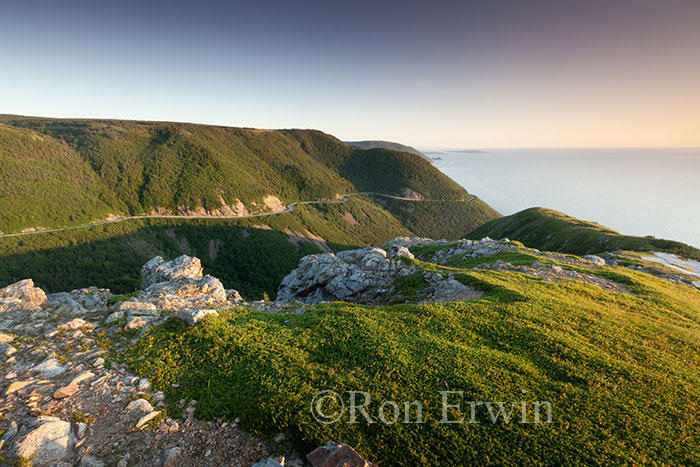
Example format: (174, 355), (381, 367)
(2, 0), (699, 147)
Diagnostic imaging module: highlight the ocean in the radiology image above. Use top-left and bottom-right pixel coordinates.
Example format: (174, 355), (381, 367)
(429, 147), (700, 249)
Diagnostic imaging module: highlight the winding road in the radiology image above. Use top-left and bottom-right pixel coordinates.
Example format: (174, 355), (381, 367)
(0, 192), (477, 239)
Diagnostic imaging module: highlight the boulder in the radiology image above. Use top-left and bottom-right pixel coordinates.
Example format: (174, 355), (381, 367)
(0, 279), (46, 307)
(13, 416), (74, 466)
(388, 246), (414, 260)
(69, 287), (111, 310)
(142, 255), (203, 288)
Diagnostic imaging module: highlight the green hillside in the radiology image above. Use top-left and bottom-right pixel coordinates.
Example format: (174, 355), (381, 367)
(127, 244), (700, 466)
(0, 115), (500, 296)
(467, 207), (700, 261)
(0, 116), (473, 233)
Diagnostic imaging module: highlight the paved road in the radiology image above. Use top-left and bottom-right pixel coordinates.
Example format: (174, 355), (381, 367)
(0, 192), (476, 239)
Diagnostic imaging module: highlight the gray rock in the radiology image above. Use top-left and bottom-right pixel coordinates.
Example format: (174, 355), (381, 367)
(139, 275), (228, 311)
(46, 293), (82, 310)
(306, 442), (376, 467)
(33, 358), (69, 377)
(2, 420), (18, 442)
(277, 247), (416, 305)
(176, 309), (219, 326)
(252, 459), (285, 467)
(104, 311), (124, 324)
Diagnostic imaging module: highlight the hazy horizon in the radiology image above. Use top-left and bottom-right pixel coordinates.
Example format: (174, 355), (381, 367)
(2, 0), (700, 148)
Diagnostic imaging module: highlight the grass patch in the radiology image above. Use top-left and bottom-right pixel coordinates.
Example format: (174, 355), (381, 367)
(124, 260), (700, 465)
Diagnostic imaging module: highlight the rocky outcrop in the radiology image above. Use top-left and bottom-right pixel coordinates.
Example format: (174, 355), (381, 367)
(0, 279), (46, 313)
(422, 272), (484, 303)
(276, 247), (417, 305)
(125, 254), (243, 327)
(0, 294), (287, 466)
(141, 255), (203, 289)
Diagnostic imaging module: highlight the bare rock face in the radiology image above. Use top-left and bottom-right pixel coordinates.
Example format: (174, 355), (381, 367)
(0, 279), (46, 311)
(307, 442), (376, 467)
(141, 255), (203, 289)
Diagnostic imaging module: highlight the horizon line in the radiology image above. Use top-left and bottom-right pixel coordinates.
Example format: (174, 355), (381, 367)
(2, 112), (699, 151)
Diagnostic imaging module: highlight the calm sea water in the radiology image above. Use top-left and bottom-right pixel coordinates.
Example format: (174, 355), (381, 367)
(429, 148), (700, 249)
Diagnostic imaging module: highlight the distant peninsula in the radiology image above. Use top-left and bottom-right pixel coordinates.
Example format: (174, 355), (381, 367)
(345, 140), (431, 162)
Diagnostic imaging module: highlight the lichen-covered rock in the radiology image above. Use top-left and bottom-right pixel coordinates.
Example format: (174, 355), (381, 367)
(141, 255), (203, 289)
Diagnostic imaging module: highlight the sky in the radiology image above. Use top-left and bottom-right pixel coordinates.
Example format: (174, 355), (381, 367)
(1, 0), (699, 148)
